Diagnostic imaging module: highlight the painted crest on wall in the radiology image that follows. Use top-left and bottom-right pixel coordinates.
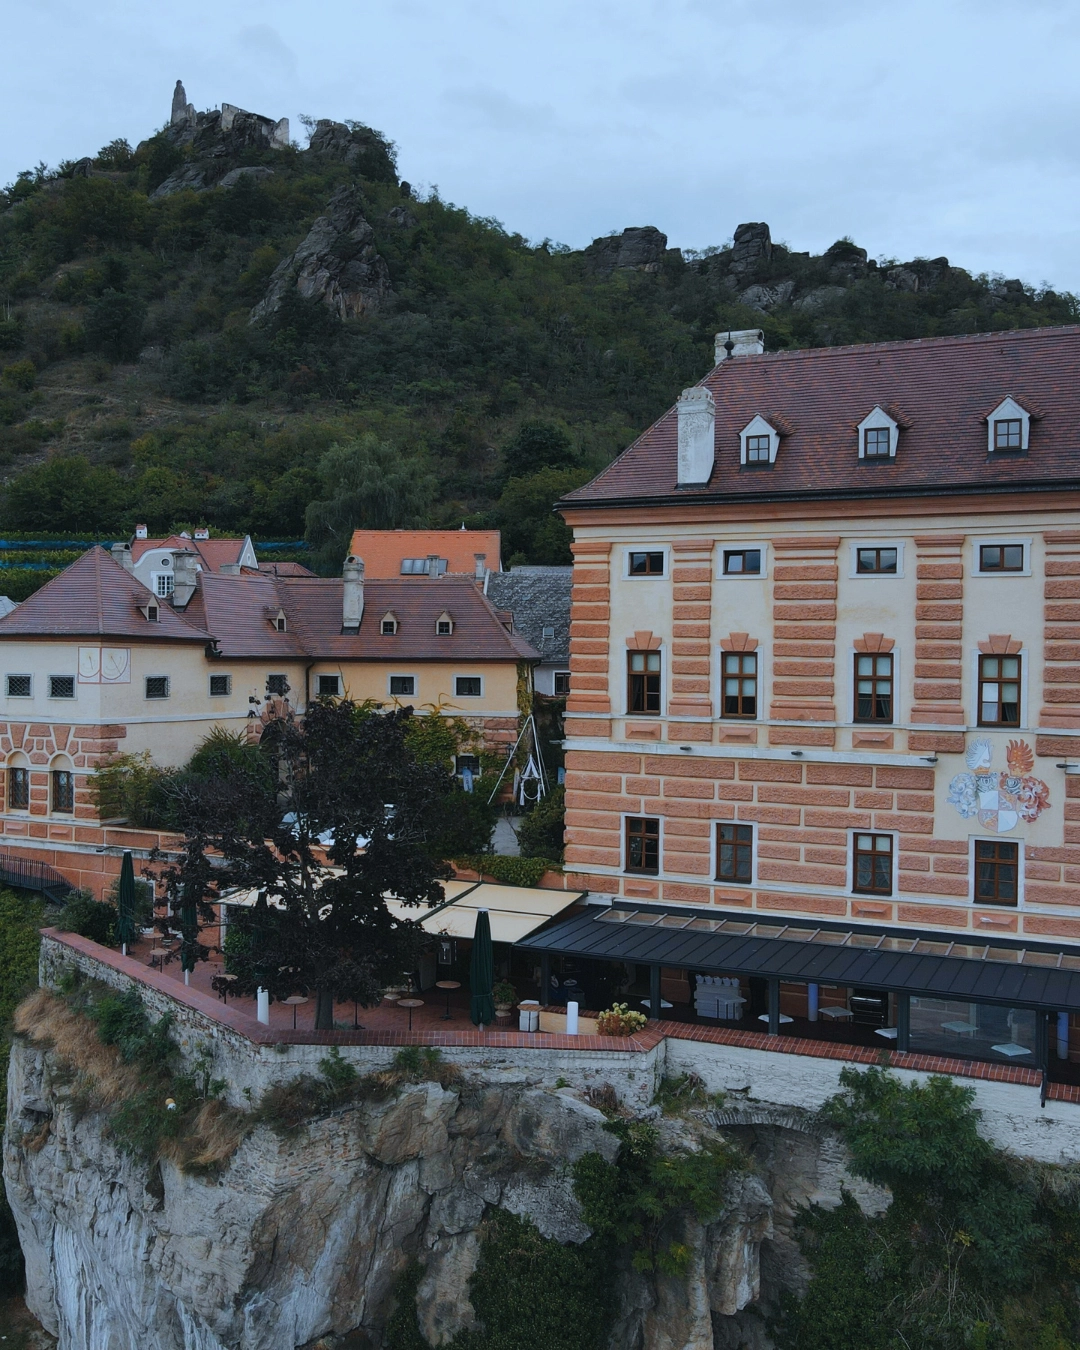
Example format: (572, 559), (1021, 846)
(947, 738), (1050, 833)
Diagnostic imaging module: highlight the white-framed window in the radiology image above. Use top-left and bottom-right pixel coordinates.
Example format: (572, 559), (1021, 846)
(389, 674), (416, 697)
(5, 674), (31, 698)
(986, 397), (1031, 454)
(145, 675), (169, 700)
(848, 540), (904, 577)
(553, 671), (571, 695)
(738, 415), (780, 465)
(381, 611), (399, 635)
(972, 536), (1032, 577)
(717, 543), (768, 579)
(208, 674), (231, 696)
(48, 675), (75, 699)
(436, 611), (454, 636)
(455, 675), (483, 698)
(626, 548), (667, 578)
(153, 573), (174, 597)
(856, 406), (900, 458)
(973, 648), (1027, 729)
(317, 674), (341, 697)
(971, 836), (1022, 908)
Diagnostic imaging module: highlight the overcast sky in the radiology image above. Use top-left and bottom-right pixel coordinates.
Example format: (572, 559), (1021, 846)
(5, 0), (1079, 289)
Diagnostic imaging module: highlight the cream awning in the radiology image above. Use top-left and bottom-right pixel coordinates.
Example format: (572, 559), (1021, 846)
(384, 881), (584, 944)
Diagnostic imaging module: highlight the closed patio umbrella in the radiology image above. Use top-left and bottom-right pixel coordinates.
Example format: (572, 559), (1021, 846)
(469, 909), (495, 1028)
(179, 883), (199, 985)
(115, 851), (136, 956)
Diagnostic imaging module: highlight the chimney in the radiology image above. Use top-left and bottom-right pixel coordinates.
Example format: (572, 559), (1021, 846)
(427, 553), (441, 578)
(110, 542), (134, 573)
(676, 386), (716, 486)
(171, 550), (199, 608)
(714, 328), (765, 363)
(135, 524), (148, 540)
(193, 527), (210, 541)
(342, 555), (364, 633)
(474, 553), (487, 581)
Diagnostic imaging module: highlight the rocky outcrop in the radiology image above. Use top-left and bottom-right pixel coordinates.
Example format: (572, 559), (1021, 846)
(251, 187), (393, 322)
(582, 226), (682, 275)
(4, 1035), (802, 1350)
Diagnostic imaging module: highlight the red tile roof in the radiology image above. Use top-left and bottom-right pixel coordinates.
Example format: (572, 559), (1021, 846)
(184, 572), (538, 661)
(0, 548), (211, 641)
(255, 561), (316, 577)
(131, 535), (251, 571)
(563, 326), (1080, 508)
(348, 529), (502, 576)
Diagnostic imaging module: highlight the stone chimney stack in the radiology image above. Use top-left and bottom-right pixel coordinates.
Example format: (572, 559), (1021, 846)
(110, 542), (134, 573)
(427, 554), (441, 578)
(474, 553), (487, 581)
(676, 386), (716, 486)
(714, 328), (765, 364)
(342, 555), (364, 633)
(171, 551), (199, 608)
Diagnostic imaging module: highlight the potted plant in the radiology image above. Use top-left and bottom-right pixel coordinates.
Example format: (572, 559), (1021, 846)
(596, 1003), (648, 1036)
(493, 980), (517, 1025)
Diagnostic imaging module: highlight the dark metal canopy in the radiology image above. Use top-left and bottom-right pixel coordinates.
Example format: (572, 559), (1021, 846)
(517, 905), (1080, 1013)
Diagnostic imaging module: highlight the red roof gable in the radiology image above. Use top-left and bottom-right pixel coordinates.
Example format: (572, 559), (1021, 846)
(131, 535), (252, 571)
(563, 326), (1080, 508)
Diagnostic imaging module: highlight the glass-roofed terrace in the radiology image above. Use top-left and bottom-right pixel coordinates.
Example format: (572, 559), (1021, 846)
(517, 905), (1080, 1079)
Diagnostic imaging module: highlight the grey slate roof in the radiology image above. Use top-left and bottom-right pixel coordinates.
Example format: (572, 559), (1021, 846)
(485, 567), (572, 664)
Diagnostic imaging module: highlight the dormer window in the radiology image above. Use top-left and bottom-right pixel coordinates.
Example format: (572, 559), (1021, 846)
(139, 601), (160, 622)
(381, 611), (398, 635)
(436, 611), (454, 636)
(987, 397), (1031, 453)
(857, 406), (899, 459)
(269, 608), (287, 632)
(739, 415), (780, 466)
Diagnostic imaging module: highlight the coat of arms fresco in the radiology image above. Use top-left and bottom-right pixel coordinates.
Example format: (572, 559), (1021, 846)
(947, 738), (1050, 833)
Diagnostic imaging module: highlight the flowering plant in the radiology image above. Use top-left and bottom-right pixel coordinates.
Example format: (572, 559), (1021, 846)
(596, 1002), (648, 1036)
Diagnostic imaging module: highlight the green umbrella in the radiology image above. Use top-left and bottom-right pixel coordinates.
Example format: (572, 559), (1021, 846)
(115, 851), (136, 954)
(469, 909), (495, 1028)
(179, 883), (199, 982)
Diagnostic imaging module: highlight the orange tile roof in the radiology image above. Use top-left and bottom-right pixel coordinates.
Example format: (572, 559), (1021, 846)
(131, 535), (251, 571)
(348, 529), (502, 578)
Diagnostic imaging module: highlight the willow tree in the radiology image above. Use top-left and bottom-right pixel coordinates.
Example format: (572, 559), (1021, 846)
(156, 698), (453, 1029)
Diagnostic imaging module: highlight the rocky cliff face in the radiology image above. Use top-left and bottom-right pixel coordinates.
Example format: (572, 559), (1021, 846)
(2, 1033), (873, 1350)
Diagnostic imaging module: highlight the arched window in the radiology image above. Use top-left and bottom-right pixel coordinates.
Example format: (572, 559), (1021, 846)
(50, 754), (74, 815)
(7, 752), (29, 812)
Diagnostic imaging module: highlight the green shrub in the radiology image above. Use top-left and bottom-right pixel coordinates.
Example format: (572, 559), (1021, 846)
(55, 894), (116, 946)
(454, 855), (558, 887)
(516, 785), (565, 861)
(0, 361), (35, 393)
(90, 751), (175, 827)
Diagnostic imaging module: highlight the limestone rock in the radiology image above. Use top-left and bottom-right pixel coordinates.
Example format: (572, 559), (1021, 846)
(251, 186), (393, 322)
(792, 285), (847, 314)
(501, 1087), (620, 1165)
(738, 280), (795, 312)
(218, 166), (276, 190)
(416, 1232), (481, 1345)
(387, 205), (418, 228)
(583, 226), (680, 275)
(728, 222), (773, 275)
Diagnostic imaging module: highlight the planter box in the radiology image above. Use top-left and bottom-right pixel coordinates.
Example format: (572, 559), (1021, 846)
(538, 1006), (600, 1036)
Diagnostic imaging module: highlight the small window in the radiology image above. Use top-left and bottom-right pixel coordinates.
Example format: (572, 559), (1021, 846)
(979, 544), (1024, 573)
(437, 620), (452, 636)
(978, 654), (1021, 726)
(975, 840), (1019, 906)
(155, 574), (174, 597)
(390, 675), (416, 697)
(6, 675), (31, 698)
(266, 674), (288, 696)
(542, 625), (555, 641)
(274, 615), (287, 632)
(627, 651), (661, 714)
(629, 552), (664, 576)
(863, 427), (892, 457)
(721, 651), (757, 718)
(209, 674), (231, 697)
(8, 767), (28, 810)
(456, 754), (481, 778)
(455, 676), (482, 697)
(853, 833), (893, 894)
(145, 604), (159, 622)
(854, 653), (893, 723)
(49, 676), (75, 699)
(723, 549), (761, 575)
(856, 547), (898, 574)
(745, 434), (771, 463)
(993, 419), (1023, 451)
(553, 671), (571, 695)
(317, 675), (341, 697)
(52, 769), (74, 814)
(381, 619), (397, 635)
(625, 817), (660, 874)
(145, 675), (169, 700)
(716, 823), (752, 883)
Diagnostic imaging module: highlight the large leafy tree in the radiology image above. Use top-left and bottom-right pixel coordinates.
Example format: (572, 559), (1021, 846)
(155, 698), (454, 1029)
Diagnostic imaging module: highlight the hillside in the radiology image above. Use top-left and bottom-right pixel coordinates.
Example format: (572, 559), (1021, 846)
(0, 84), (1076, 589)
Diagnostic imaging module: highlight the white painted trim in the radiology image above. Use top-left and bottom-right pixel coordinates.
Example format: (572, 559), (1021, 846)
(144, 674), (171, 701)
(986, 397), (1031, 453)
(208, 673), (232, 696)
(46, 675), (77, 702)
(847, 540), (905, 578)
(971, 646), (1028, 731)
(4, 674), (33, 698)
(388, 673), (418, 697)
(453, 674), (485, 698)
(565, 734), (937, 767)
(623, 545), (670, 579)
(856, 405), (899, 458)
(738, 415), (780, 466)
(971, 535), (1033, 577)
(717, 542), (768, 579)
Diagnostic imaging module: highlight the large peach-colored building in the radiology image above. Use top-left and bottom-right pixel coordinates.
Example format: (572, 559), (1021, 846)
(533, 325), (1080, 1066)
